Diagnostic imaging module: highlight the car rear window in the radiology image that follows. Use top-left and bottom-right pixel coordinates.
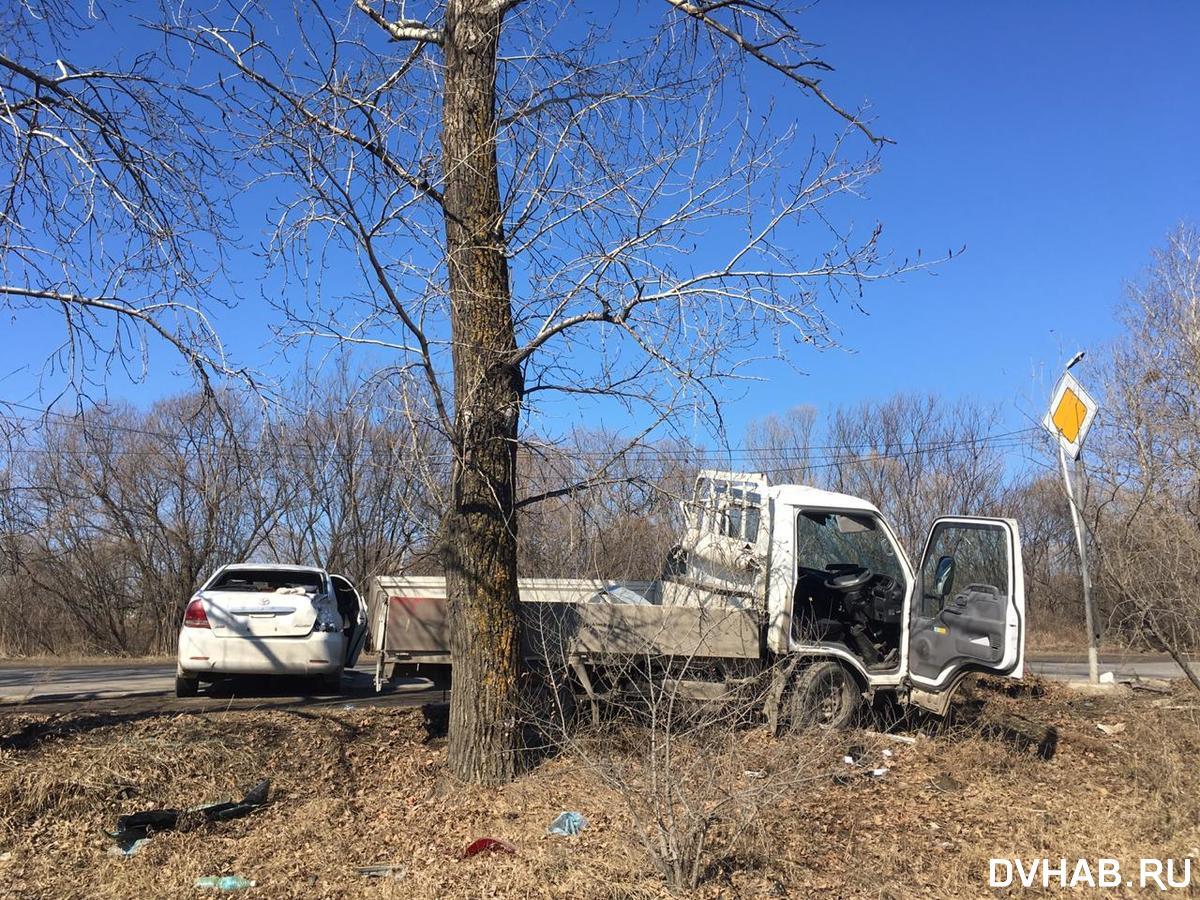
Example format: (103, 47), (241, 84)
(209, 569), (324, 592)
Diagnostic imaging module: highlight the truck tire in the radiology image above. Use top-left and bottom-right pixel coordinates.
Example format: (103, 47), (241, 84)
(789, 661), (860, 730)
(175, 672), (200, 698)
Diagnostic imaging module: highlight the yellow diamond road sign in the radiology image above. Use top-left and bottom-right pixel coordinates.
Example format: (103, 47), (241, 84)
(1043, 372), (1097, 459)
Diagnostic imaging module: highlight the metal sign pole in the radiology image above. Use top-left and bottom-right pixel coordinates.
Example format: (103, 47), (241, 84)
(1058, 443), (1099, 683)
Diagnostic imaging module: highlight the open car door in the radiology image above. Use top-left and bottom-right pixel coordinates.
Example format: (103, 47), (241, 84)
(330, 574), (369, 668)
(908, 517), (1025, 692)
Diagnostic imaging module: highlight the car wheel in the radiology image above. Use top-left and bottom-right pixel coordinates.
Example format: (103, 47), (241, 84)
(319, 671), (343, 694)
(175, 673), (200, 698)
(788, 661), (861, 730)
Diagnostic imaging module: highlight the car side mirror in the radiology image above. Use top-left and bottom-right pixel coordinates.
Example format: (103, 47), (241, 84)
(933, 555), (955, 599)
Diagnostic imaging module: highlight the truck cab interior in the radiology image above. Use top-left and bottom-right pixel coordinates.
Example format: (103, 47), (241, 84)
(790, 509), (908, 671)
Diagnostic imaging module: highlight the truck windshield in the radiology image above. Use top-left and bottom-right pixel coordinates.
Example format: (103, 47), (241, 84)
(795, 510), (904, 581)
(208, 569), (324, 592)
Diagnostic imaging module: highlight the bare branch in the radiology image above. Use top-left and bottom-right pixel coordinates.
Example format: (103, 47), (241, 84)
(353, 0), (443, 44)
(662, 0), (892, 145)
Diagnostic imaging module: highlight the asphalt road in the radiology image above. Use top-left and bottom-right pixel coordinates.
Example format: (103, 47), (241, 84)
(0, 661), (446, 714)
(1027, 654), (1190, 682)
(0, 654), (1190, 714)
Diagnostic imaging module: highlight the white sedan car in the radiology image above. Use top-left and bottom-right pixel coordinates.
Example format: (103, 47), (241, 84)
(176, 563), (367, 697)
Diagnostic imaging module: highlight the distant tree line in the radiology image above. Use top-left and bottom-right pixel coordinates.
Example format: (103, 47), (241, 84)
(1, 227), (1197, 663)
(0, 370), (441, 655)
(0, 382), (1077, 657)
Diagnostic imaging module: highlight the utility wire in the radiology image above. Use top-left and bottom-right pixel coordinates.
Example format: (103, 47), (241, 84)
(1, 400), (1043, 464)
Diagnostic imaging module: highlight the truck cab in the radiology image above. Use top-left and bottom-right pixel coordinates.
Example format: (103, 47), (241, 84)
(678, 471), (1026, 719)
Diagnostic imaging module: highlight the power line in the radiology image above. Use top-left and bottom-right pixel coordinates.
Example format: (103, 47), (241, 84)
(2, 400), (1043, 464)
(0, 430), (1041, 471)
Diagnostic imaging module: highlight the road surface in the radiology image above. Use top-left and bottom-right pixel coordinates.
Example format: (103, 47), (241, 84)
(0, 654), (1191, 714)
(1027, 654), (1191, 682)
(0, 661), (444, 714)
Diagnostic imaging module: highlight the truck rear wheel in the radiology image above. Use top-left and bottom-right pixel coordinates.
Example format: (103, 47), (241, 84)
(789, 661), (860, 730)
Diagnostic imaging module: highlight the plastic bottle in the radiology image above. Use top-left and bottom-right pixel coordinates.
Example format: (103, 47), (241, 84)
(194, 875), (256, 891)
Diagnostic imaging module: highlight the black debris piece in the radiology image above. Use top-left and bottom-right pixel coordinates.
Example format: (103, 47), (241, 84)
(107, 779), (270, 852)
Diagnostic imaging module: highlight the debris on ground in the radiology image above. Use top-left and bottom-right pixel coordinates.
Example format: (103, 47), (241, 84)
(1129, 679), (1173, 694)
(2, 682), (1197, 898)
(106, 837), (149, 857)
(107, 779), (270, 853)
(928, 774), (964, 794)
(462, 837), (516, 858)
(864, 731), (917, 745)
(980, 711), (1058, 760)
(1096, 722), (1126, 736)
(355, 864), (407, 879)
(974, 675), (1046, 699)
(546, 811), (588, 836)
(194, 875), (256, 890)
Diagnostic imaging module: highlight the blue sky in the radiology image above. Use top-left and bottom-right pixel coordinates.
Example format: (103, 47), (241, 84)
(5, 1), (1198, 451)
(719, 1), (1200, 438)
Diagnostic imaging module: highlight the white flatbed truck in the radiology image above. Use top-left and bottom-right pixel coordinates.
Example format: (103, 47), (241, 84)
(368, 472), (1026, 727)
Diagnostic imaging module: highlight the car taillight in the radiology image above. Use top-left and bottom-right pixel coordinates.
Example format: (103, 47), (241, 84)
(183, 597), (210, 629)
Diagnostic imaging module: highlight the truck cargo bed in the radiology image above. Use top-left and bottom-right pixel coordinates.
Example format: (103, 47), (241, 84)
(369, 576), (761, 662)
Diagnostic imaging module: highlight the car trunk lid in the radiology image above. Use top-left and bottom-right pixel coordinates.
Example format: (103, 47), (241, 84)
(202, 588), (326, 637)
(199, 569), (335, 639)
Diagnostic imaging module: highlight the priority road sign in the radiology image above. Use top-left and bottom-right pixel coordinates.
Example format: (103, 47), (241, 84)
(1043, 371), (1097, 460)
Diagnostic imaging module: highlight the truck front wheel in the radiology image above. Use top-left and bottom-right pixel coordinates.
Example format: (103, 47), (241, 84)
(789, 661), (860, 730)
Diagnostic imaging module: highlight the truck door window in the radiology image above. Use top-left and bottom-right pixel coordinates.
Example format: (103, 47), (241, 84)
(919, 522), (1009, 617)
(794, 511), (903, 582)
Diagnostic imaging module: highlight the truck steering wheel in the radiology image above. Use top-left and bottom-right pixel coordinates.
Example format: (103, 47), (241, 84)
(823, 566), (874, 592)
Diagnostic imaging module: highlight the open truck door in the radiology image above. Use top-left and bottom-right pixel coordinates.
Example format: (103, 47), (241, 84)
(330, 574), (369, 668)
(907, 517), (1025, 703)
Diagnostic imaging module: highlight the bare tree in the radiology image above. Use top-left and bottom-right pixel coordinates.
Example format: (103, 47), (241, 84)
(518, 431), (701, 580)
(822, 394), (1010, 556)
(1089, 225), (1200, 691)
(1004, 472), (1084, 643)
(163, 0), (920, 783)
(745, 405), (818, 484)
(0, 394), (281, 654)
(0, 376), (448, 657)
(262, 367), (444, 587)
(1, 2), (236, 397)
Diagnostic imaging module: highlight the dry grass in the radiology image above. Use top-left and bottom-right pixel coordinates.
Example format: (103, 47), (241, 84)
(0, 683), (1197, 898)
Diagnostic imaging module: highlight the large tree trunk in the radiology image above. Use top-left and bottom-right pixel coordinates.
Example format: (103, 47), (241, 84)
(440, 0), (524, 785)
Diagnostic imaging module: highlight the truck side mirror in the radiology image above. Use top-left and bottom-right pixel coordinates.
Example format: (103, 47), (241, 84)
(933, 555), (955, 599)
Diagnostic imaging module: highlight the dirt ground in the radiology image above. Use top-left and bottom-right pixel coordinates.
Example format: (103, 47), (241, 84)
(1, 681), (1197, 899)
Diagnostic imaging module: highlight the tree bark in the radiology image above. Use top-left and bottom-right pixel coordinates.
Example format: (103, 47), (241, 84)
(440, 0), (524, 785)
